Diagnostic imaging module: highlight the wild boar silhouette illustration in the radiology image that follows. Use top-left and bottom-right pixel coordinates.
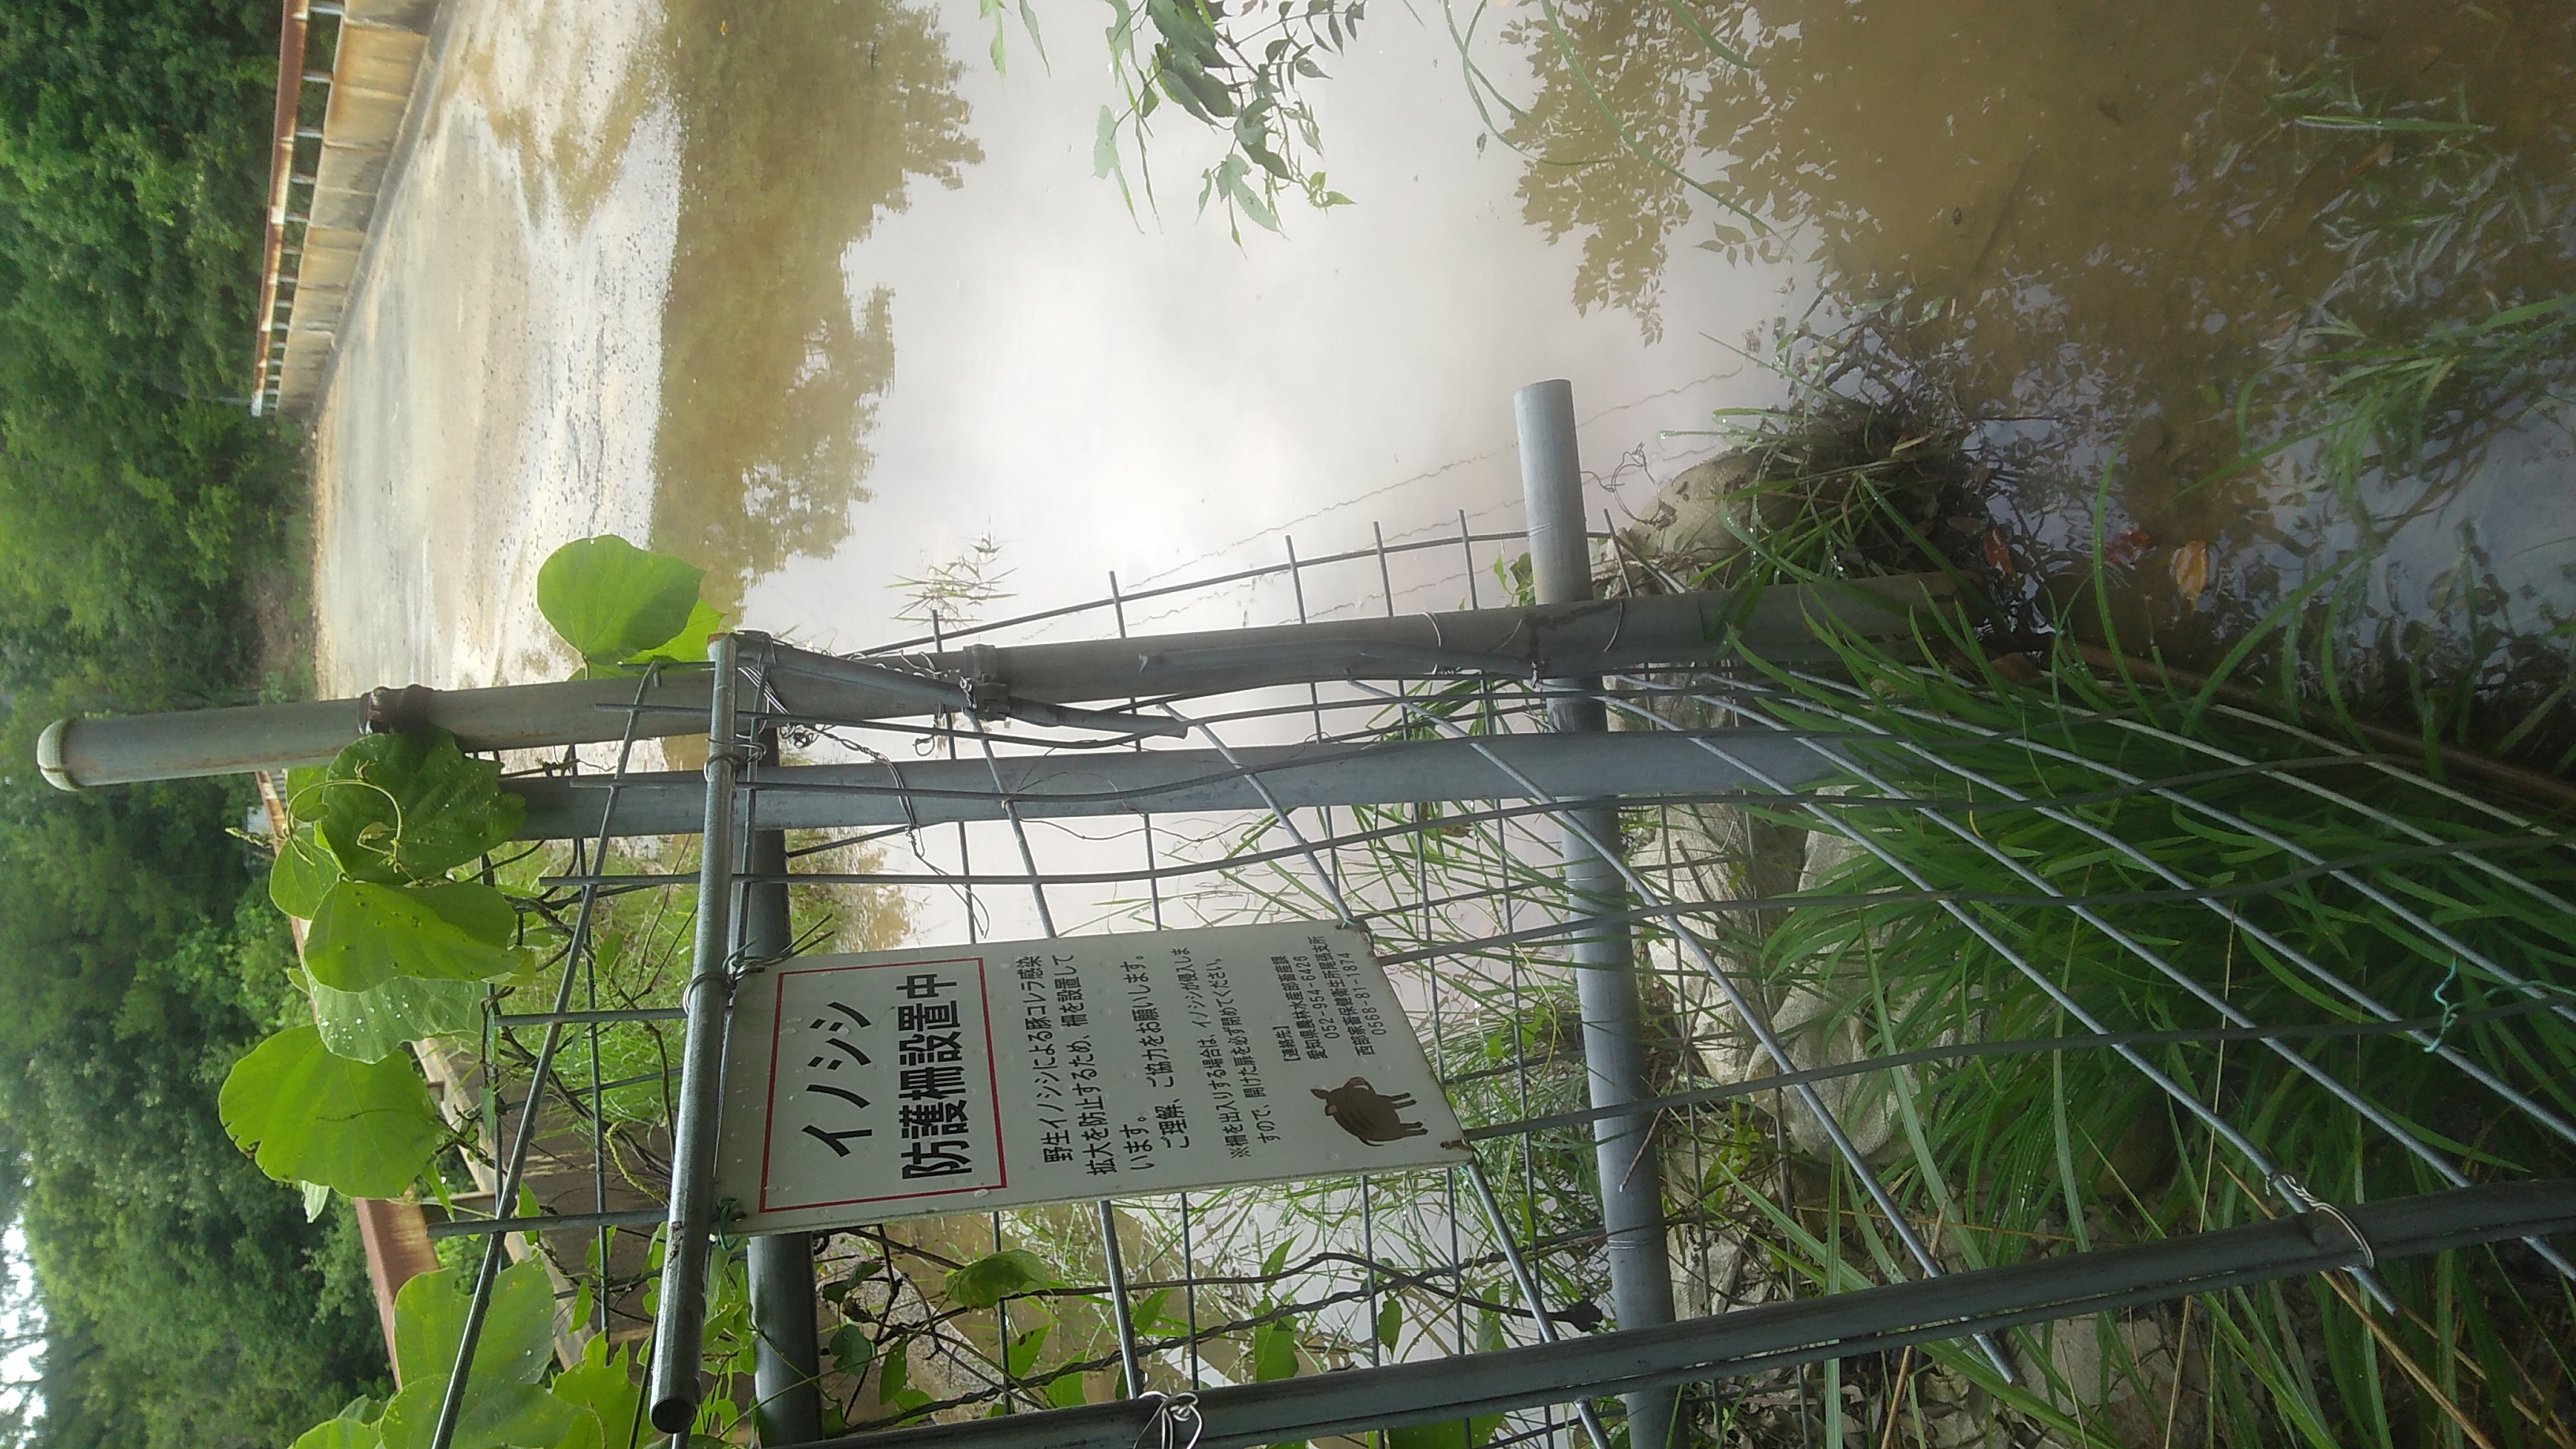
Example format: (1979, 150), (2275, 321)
(1312, 1076), (1427, 1145)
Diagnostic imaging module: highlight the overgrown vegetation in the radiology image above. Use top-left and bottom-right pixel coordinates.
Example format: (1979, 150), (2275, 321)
(8, 3), (2573, 1447)
(1140, 270), (2576, 1445)
(1619, 320), (2576, 1443)
(0, 4), (376, 1446)
(0, 0), (307, 691)
(1464, 0), (2576, 772)
(2237, 51), (2576, 519)
(240, 537), (881, 1446)
(1711, 622), (2576, 1446)
(1088, 0), (1366, 234)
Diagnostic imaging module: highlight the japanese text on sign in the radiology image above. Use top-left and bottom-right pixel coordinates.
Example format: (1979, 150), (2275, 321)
(718, 923), (1468, 1232)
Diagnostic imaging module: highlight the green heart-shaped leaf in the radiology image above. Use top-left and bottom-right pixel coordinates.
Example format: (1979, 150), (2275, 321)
(287, 1417), (383, 1449)
(377, 1267), (584, 1447)
(942, 1249), (1057, 1309)
(312, 972), (487, 1062)
(306, 881), (520, 992)
(392, 1262), (559, 1393)
(827, 1322), (875, 1381)
(219, 1025), (445, 1198)
(537, 536), (708, 665)
(376, 1380), (582, 1449)
(271, 829), (344, 919)
(314, 729), (526, 884)
(551, 1335), (646, 1449)
(283, 765), (331, 822)
(623, 597), (726, 665)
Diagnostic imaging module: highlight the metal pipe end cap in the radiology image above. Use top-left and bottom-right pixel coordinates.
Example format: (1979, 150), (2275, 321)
(36, 718), (80, 792)
(650, 1395), (698, 1435)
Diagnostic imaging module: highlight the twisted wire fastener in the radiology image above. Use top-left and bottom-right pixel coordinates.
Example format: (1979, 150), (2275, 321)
(2269, 1173), (2377, 1270)
(1133, 1391), (1204, 1449)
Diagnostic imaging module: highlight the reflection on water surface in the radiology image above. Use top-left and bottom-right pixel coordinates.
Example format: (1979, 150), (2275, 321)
(312, 0), (2576, 752)
(649, 0), (980, 616)
(1509, 0), (2576, 736)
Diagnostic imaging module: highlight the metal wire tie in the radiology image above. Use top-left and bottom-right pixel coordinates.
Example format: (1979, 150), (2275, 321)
(2270, 1173), (2379, 1269)
(1133, 1391), (1204, 1449)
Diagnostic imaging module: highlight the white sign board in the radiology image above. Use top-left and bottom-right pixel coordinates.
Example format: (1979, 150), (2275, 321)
(715, 922), (1472, 1232)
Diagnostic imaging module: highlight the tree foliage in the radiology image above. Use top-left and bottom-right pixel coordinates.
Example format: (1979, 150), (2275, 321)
(0, 3), (391, 1445)
(0, 748), (393, 1449)
(0, 0), (299, 696)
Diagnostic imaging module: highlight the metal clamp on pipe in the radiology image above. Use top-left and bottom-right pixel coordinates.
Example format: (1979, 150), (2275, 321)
(763, 640), (1189, 739)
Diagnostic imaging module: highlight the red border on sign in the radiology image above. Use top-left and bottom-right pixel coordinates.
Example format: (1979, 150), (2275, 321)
(758, 955), (1009, 1213)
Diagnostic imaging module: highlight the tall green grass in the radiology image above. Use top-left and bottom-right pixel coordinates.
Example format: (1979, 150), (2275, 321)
(1174, 356), (2576, 1442)
(1709, 607), (2576, 1447)
(1612, 325), (2576, 1441)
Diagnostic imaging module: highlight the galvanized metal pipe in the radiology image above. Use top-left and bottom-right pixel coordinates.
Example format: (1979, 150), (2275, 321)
(492, 1007), (688, 1026)
(428, 674), (665, 1449)
(766, 1181), (2576, 1449)
(1516, 378), (1679, 1449)
(650, 635), (745, 1434)
(742, 784), (827, 1447)
(960, 687), (1151, 1401)
(1356, 678), (2016, 1383)
(1463, 1161), (1610, 1449)
(507, 732), (1848, 840)
(34, 584), (1942, 788)
(1095, 1201), (1148, 1397)
(423, 1207), (666, 1241)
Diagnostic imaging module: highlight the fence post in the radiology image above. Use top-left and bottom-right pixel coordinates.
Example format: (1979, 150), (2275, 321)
(744, 729), (826, 1446)
(1516, 379), (1682, 1449)
(650, 635), (745, 1433)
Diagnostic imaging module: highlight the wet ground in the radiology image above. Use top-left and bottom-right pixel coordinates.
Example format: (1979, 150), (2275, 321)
(310, 0), (2576, 751)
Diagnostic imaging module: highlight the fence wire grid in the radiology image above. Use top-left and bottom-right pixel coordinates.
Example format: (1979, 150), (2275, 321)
(405, 512), (2576, 1449)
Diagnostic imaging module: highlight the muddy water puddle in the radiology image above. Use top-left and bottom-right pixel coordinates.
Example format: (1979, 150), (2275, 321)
(311, 0), (1788, 695)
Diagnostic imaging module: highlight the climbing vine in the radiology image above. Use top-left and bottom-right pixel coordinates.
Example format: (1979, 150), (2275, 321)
(230, 534), (1368, 1446)
(215, 535), (717, 1448)
(222, 536), (717, 1196)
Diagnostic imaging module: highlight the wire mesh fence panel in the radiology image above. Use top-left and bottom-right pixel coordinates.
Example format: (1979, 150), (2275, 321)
(410, 515), (2576, 1449)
